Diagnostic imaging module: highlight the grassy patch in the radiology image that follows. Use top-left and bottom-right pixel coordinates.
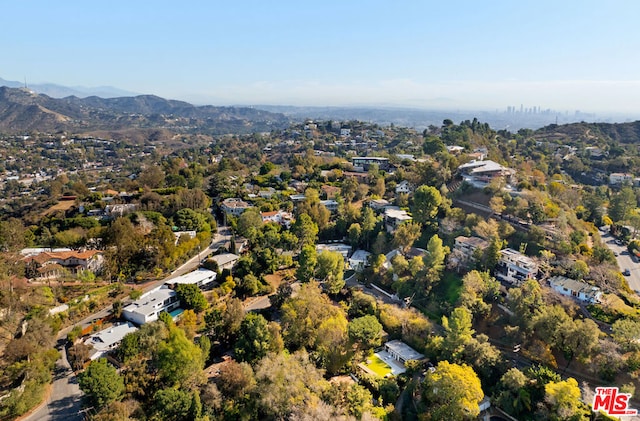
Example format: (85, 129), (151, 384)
(434, 272), (463, 306)
(362, 354), (392, 378)
(588, 294), (640, 323)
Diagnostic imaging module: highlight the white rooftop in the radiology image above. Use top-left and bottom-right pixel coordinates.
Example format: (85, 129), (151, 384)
(385, 339), (424, 361)
(123, 287), (176, 317)
(85, 322), (138, 352)
(459, 159), (509, 174)
(384, 208), (412, 221)
(165, 269), (217, 286)
(210, 253), (239, 266)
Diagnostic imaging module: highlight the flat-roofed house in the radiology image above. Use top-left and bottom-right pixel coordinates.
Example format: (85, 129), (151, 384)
(458, 159), (515, 187)
(453, 236), (489, 262)
(496, 248), (538, 285)
(384, 340), (424, 364)
(384, 207), (412, 233)
(352, 157), (390, 172)
(165, 269), (217, 289)
(122, 287), (180, 325)
(85, 322), (138, 360)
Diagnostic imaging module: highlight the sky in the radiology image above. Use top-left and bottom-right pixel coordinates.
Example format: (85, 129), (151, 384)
(2, 0), (640, 114)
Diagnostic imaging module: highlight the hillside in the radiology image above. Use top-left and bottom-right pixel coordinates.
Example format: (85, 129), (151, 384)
(533, 121), (640, 144)
(0, 86), (289, 135)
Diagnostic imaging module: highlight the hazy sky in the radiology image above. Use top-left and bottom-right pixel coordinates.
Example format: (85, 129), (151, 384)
(2, 1), (640, 113)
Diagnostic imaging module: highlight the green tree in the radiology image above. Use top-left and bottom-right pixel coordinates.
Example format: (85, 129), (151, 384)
(442, 307), (475, 360)
(392, 221), (421, 253)
(612, 318), (640, 352)
(234, 313), (272, 364)
(174, 283), (208, 313)
(348, 315), (383, 350)
(78, 358), (125, 409)
(495, 368), (531, 416)
(609, 186), (636, 222)
(204, 298), (244, 347)
(422, 361), (484, 420)
(236, 208), (263, 241)
(292, 213), (318, 249)
(411, 185), (442, 225)
(152, 388), (195, 421)
(281, 282), (346, 350)
(175, 208), (210, 232)
(347, 223), (362, 248)
(316, 250), (345, 295)
(155, 326), (205, 389)
(420, 234), (448, 293)
(296, 244), (317, 282)
(314, 314), (350, 375)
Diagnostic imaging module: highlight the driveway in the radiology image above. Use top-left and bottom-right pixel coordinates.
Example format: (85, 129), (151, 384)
(602, 232), (640, 293)
(21, 340), (82, 421)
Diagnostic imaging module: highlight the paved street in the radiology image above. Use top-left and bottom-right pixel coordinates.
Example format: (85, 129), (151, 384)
(20, 229), (231, 421)
(601, 232), (640, 293)
(21, 339), (82, 421)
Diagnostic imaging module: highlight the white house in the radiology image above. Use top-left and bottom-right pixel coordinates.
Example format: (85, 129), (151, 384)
(122, 287), (180, 325)
(220, 198), (253, 216)
(349, 249), (371, 272)
(320, 199), (339, 213)
(84, 322), (138, 360)
(548, 275), (602, 304)
(368, 198), (390, 212)
(316, 243), (352, 261)
(495, 248), (538, 285)
(384, 340), (424, 364)
(395, 180), (413, 194)
(173, 230), (197, 244)
(261, 210), (294, 228)
(105, 203), (137, 217)
(609, 172), (634, 186)
(165, 269), (217, 289)
(446, 145), (465, 155)
(453, 236), (489, 262)
(458, 159), (515, 187)
(384, 207), (412, 233)
(209, 253), (240, 271)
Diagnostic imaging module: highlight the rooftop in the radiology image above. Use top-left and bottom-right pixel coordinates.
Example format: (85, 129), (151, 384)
(385, 339), (425, 361)
(549, 275), (601, 296)
(455, 236), (489, 248)
(85, 322), (138, 351)
(210, 253), (239, 266)
(123, 286), (176, 317)
(165, 269), (217, 286)
(221, 198), (252, 208)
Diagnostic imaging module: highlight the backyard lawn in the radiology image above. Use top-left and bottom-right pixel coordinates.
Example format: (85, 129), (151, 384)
(362, 354), (392, 377)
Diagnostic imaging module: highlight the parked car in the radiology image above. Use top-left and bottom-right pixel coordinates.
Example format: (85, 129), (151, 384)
(623, 268), (631, 276)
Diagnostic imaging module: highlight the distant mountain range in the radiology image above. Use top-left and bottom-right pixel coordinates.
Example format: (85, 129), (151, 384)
(0, 77), (138, 98)
(0, 86), (289, 135)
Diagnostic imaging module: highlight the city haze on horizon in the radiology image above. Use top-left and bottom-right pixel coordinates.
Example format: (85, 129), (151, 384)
(2, 1), (640, 117)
